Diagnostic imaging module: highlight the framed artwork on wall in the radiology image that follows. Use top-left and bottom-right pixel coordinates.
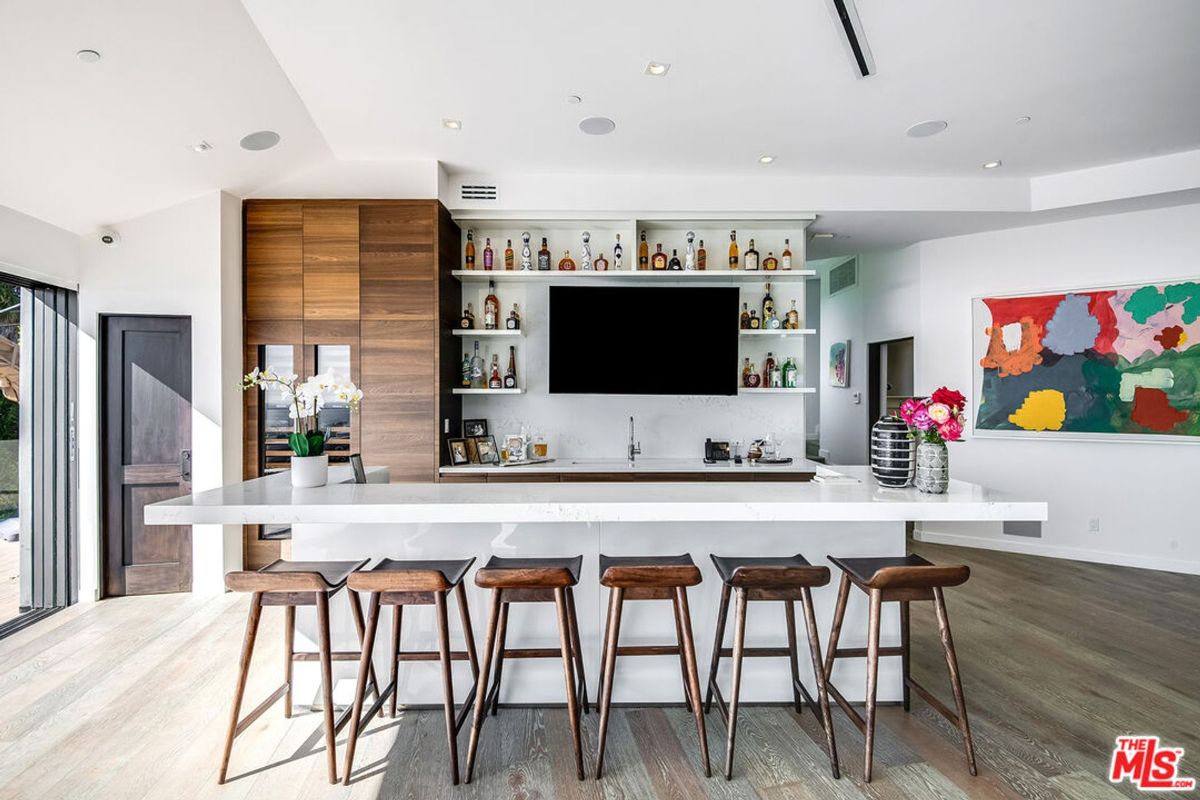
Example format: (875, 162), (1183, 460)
(830, 341), (850, 388)
(971, 279), (1200, 441)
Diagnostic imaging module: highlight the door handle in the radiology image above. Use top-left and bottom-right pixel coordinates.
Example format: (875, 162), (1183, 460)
(180, 449), (192, 482)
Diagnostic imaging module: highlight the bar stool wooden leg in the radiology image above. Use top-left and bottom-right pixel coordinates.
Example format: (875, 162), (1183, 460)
(465, 587), (503, 783)
(454, 582), (481, 685)
(900, 599), (911, 713)
(934, 587), (977, 776)
(315, 591), (339, 784)
(862, 588), (882, 783)
(723, 587), (749, 780)
(218, 591), (263, 784)
(348, 588), (379, 704)
(705, 583), (731, 714)
(283, 604), (295, 719)
(672, 593), (695, 713)
(595, 587), (624, 779)
(433, 591), (461, 785)
(554, 587), (586, 780)
(823, 572), (851, 682)
(566, 588), (589, 713)
(675, 587), (711, 777)
(489, 602), (509, 716)
(342, 592), (381, 785)
(388, 605), (402, 719)
(801, 586), (840, 779)
(784, 601), (803, 714)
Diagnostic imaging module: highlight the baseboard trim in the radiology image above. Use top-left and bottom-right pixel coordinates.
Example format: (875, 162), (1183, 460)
(912, 529), (1200, 576)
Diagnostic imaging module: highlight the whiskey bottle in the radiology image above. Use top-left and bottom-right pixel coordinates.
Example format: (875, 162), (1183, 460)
(521, 232), (533, 270)
(697, 239), (707, 271)
(684, 231), (696, 270)
(613, 233), (624, 270)
(483, 237), (494, 270)
(506, 303), (521, 330)
(638, 231), (649, 270)
(580, 231), (593, 271)
(763, 251), (778, 271)
(504, 346), (518, 389)
(782, 238), (792, 271)
(668, 248), (682, 271)
(489, 354), (502, 389)
(460, 302), (476, 329)
(469, 341), (486, 388)
(558, 250), (576, 271)
(741, 357), (753, 387)
(728, 230), (739, 269)
(785, 299), (800, 329)
(762, 283), (775, 320)
(537, 237), (551, 271)
(763, 352), (777, 387)
(783, 357), (798, 388)
(739, 303), (751, 329)
(745, 238), (760, 271)
(504, 238), (514, 270)
(770, 359), (782, 388)
(745, 361), (761, 388)
(651, 243), (668, 271)
(484, 280), (500, 329)
(594, 251), (609, 271)
(465, 230), (476, 270)
(461, 350), (471, 387)
(749, 310), (761, 329)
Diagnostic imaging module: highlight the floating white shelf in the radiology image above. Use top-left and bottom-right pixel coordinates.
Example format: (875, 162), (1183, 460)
(739, 328), (817, 337)
(453, 329), (524, 337)
(452, 270), (815, 283)
(738, 387), (817, 395)
(452, 388), (525, 395)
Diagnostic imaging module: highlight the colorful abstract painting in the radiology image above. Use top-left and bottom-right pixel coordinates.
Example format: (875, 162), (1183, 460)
(830, 341), (849, 388)
(972, 280), (1200, 439)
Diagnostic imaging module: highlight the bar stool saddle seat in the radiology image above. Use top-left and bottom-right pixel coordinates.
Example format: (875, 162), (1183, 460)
(358, 557), (473, 589)
(710, 554), (824, 586)
(827, 554), (969, 596)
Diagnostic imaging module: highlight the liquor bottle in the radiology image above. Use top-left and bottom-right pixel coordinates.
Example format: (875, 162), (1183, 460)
(537, 237), (551, 271)
(745, 361), (761, 388)
(484, 280), (500, 329)
(785, 299), (800, 329)
(461, 350), (471, 387)
(763, 251), (778, 271)
(782, 238), (792, 271)
(763, 352), (776, 387)
(767, 312), (782, 330)
(521, 232), (533, 270)
(594, 251), (609, 271)
(504, 346), (518, 389)
(469, 341), (485, 388)
(651, 243), (668, 271)
(783, 357), (798, 388)
(465, 230), (476, 269)
(580, 231), (593, 271)
(668, 248), (682, 271)
(504, 238), (514, 270)
(739, 303), (751, 329)
(745, 238), (760, 270)
(728, 230), (739, 269)
(697, 239), (707, 271)
(741, 357), (753, 387)
(762, 282), (774, 321)
(459, 302), (476, 329)
(558, 250), (576, 271)
(506, 303), (521, 330)
(489, 354), (502, 389)
(638, 231), (649, 270)
(770, 359), (783, 388)
(483, 237), (494, 270)
(613, 234), (624, 270)
(684, 231), (696, 270)
(749, 310), (761, 329)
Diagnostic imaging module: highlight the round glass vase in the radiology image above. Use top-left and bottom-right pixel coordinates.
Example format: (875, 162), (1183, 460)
(290, 454), (329, 488)
(913, 440), (949, 494)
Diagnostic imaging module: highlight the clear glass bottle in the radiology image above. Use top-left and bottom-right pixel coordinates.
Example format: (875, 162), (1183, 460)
(613, 233), (624, 270)
(504, 238), (514, 270)
(489, 354), (502, 389)
(763, 352), (777, 387)
(506, 303), (521, 330)
(580, 231), (593, 271)
(483, 237), (494, 270)
(638, 231), (649, 270)
(537, 237), (551, 271)
(684, 231), (696, 270)
(697, 239), (706, 271)
(745, 238), (760, 271)
(504, 346), (518, 389)
(521, 232), (533, 270)
(484, 280), (500, 329)
(465, 230), (475, 270)
(782, 238), (792, 270)
(469, 341), (485, 388)
(668, 248), (682, 271)
(651, 243), (668, 271)
(786, 299), (800, 329)
(558, 250), (576, 271)
(728, 230), (739, 269)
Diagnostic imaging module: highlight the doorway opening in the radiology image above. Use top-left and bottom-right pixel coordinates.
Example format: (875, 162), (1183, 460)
(867, 337), (915, 458)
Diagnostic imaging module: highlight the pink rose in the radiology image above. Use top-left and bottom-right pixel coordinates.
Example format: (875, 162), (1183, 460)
(910, 407), (934, 431)
(899, 398), (923, 425)
(928, 402), (952, 424)
(938, 417), (964, 442)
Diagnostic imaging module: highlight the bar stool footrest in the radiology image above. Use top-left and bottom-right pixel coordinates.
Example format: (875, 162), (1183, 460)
(233, 682), (290, 738)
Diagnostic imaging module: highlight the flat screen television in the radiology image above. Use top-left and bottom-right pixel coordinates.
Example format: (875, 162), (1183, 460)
(549, 286), (739, 395)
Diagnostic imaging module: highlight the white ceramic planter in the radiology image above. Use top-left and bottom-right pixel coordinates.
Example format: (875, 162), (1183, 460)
(290, 454), (329, 488)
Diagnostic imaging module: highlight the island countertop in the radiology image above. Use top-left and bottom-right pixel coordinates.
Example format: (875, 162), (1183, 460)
(438, 456), (823, 476)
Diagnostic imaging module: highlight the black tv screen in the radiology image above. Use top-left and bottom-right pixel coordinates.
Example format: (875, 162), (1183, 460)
(549, 286), (738, 395)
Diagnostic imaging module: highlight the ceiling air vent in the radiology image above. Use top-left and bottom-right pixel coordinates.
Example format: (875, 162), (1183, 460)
(460, 184), (498, 202)
(829, 257), (857, 296)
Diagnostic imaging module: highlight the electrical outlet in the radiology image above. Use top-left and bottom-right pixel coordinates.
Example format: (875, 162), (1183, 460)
(1088, 517), (1101, 533)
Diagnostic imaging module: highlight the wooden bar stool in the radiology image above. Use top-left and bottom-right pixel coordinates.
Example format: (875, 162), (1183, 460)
(219, 558), (375, 785)
(823, 554), (976, 783)
(595, 554), (710, 778)
(705, 554), (840, 780)
(341, 557), (480, 785)
(464, 555), (589, 783)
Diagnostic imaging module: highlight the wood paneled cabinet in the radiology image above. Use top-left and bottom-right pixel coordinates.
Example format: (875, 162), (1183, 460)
(242, 200), (461, 567)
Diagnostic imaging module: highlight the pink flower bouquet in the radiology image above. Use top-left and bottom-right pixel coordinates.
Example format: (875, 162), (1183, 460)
(898, 387), (968, 444)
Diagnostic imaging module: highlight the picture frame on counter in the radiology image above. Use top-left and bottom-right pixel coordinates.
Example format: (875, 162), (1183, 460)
(447, 438), (470, 465)
(474, 435), (500, 464)
(503, 433), (527, 462)
(463, 418), (488, 437)
(465, 437), (480, 463)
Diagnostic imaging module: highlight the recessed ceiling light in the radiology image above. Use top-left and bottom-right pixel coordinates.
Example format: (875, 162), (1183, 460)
(811, 232), (835, 240)
(644, 61), (670, 77)
(75, 49), (101, 63)
(982, 160), (1003, 169)
(758, 155), (775, 164)
(442, 118), (462, 130)
(905, 120), (948, 138)
(566, 95), (582, 105)
(239, 130), (281, 151)
(188, 141), (213, 153)
(579, 116), (616, 135)
(1015, 115), (1032, 125)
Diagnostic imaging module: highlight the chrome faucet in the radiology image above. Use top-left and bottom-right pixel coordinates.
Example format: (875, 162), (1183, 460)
(628, 416), (641, 466)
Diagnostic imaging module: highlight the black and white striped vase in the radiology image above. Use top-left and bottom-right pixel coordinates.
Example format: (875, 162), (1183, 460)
(870, 416), (916, 488)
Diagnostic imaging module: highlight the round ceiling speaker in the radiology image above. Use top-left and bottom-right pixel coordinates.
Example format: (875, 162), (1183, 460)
(578, 117), (616, 136)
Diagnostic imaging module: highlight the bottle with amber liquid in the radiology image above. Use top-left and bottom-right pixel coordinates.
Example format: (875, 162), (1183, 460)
(459, 302), (476, 329)
(483, 237), (494, 270)
(762, 283), (775, 321)
(739, 303), (751, 329)
(744, 359), (761, 388)
(506, 303), (521, 330)
(504, 346), (518, 389)
(745, 239), (760, 270)
(697, 239), (707, 270)
(558, 250), (576, 271)
(594, 251), (609, 271)
(782, 238), (792, 270)
(785, 300), (800, 329)
(638, 231), (649, 270)
(763, 352), (777, 387)
(741, 358), (753, 387)
(483, 281), (501, 329)
(763, 251), (778, 271)
(749, 310), (761, 329)
(668, 248), (682, 271)
(537, 237), (551, 271)
(651, 243), (667, 271)
(728, 230), (739, 269)
(504, 239), (514, 270)
(489, 354), (502, 389)
(465, 230), (476, 269)
(613, 234), (624, 270)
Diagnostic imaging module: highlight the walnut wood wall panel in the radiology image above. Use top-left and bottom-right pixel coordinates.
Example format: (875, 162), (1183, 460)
(302, 203), (360, 320)
(359, 201), (436, 320)
(244, 202), (303, 321)
(360, 320), (438, 481)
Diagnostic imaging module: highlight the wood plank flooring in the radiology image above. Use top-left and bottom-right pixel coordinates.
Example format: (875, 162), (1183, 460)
(0, 542), (1196, 799)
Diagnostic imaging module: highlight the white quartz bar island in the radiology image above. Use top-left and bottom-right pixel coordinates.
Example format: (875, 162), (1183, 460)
(147, 467), (1046, 707)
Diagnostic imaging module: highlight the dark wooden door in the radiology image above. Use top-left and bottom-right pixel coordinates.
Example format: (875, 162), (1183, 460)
(101, 315), (193, 596)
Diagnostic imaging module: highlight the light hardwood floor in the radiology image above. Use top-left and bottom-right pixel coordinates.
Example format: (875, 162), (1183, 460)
(0, 542), (1195, 800)
(0, 538), (17, 624)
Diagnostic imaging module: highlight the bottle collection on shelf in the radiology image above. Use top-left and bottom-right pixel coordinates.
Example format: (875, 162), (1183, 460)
(740, 283), (803, 330)
(459, 280), (522, 331)
(742, 352), (800, 389)
(461, 341), (519, 390)
(465, 230), (622, 271)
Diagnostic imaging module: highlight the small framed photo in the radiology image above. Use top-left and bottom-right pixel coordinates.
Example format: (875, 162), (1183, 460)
(465, 437), (480, 464)
(503, 433), (527, 461)
(446, 438), (470, 465)
(474, 435), (500, 464)
(349, 454), (367, 483)
(463, 418), (488, 438)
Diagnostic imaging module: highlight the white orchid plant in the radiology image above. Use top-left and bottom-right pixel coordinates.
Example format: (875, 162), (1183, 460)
(240, 367), (364, 457)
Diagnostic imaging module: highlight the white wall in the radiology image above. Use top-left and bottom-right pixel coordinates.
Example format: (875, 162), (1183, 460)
(0, 203), (79, 287)
(77, 192), (243, 599)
